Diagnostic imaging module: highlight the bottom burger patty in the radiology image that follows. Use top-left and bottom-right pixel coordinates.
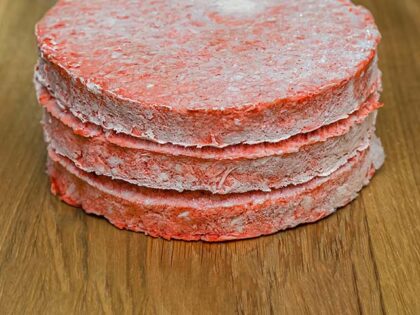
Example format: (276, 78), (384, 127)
(47, 138), (384, 242)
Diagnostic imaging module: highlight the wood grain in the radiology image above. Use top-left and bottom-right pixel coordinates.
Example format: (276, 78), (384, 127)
(0, 0), (419, 314)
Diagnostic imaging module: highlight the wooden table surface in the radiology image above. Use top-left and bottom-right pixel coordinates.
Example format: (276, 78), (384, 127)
(0, 0), (419, 314)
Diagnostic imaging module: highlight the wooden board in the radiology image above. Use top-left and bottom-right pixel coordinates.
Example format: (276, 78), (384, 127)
(0, 0), (418, 313)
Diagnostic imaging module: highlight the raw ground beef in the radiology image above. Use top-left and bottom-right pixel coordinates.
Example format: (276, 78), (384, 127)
(36, 0), (381, 147)
(35, 0), (385, 241)
(47, 138), (384, 242)
(39, 85), (382, 193)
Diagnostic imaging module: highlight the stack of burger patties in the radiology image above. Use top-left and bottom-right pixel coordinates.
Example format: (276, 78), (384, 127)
(34, 0), (384, 241)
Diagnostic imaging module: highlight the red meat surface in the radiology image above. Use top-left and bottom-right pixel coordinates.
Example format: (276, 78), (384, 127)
(39, 85), (382, 193)
(36, 0), (381, 147)
(47, 138), (384, 242)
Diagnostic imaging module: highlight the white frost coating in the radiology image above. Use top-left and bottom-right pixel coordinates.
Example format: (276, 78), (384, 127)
(371, 136), (385, 168)
(144, 129), (155, 139)
(230, 217), (244, 232)
(232, 74), (244, 81)
(144, 110), (154, 120)
(300, 196), (313, 211)
(86, 82), (101, 94)
(177, 211), (190, 218)
(158, 172), (169, 181)
(215, 0), (260, 14)
(234, 119), (241, 126)
(107, 156), (123, 168)
(227, 86), (240, 92)
(335, 186), (349, 203)
(217, 167), (237, 190)
(111, 51), (122, 59)
(65, 182), (77, 196)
